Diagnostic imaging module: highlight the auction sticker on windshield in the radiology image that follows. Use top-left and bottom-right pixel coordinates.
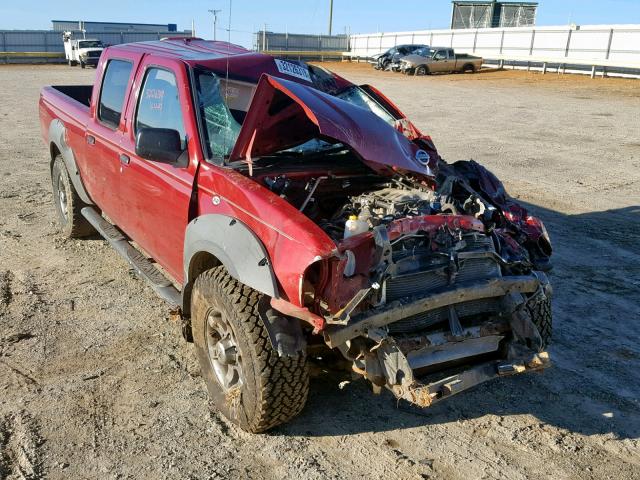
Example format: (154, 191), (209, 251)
(274, 59), (312, 82)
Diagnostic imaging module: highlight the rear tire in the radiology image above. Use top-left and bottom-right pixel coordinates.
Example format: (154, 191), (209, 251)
(191, 266), (309, 433)
(80, 61), (86, 69)
(463, 63), (476, 73)
(415, 65), (429, 76)
(528, 297), (552, 348)
(51, 155), (94, 238)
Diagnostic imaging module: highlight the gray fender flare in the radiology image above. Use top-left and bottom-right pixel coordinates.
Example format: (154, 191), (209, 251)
(183, 215), (308, 357)
(48, 119), (93, 205)
(183, 214), (279, 301)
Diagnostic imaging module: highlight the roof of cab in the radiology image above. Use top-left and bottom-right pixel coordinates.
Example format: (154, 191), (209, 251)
(112, 37), (251, 60)
(109, 37), (353, 90)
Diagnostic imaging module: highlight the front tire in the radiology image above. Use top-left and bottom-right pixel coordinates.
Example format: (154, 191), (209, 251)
(191, 266), (309, 433)
(415, 65), (429, 76)
(51, 155), (94, 238)
(528, 297), (552, 348)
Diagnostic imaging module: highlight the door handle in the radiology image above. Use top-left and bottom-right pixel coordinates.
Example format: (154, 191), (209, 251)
(119, 154), (130, 165)
(86, 135), (95, 145)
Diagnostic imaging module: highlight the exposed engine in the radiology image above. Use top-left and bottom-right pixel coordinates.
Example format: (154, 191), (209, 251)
(317, 178), (495, 241)
(351, 185), (437, 224)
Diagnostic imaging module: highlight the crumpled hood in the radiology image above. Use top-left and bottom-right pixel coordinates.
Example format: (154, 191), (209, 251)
(229, 74), (435, 177)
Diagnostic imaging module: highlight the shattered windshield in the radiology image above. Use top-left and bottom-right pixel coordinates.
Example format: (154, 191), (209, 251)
(335, 86), (396, 127)
(194, 70), (242, 163)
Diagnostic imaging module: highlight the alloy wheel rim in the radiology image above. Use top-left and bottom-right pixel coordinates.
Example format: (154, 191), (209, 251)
(58, 174), (68, 220)
(205, 309), (243, 391)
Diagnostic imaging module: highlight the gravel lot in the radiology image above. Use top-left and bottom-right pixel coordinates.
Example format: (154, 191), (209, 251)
(1, 63), (639, 480)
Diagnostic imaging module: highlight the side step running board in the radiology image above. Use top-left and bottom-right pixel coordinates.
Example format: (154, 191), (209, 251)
(81, 207), (181, 309)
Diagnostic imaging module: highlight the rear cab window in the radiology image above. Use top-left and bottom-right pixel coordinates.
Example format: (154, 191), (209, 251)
(98, 59), (133, 128)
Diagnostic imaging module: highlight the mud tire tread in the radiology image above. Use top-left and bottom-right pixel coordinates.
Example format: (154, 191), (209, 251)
(191, 266), (309, 433)
(51, 155), (94, 238)
(528, 297), (552, 347)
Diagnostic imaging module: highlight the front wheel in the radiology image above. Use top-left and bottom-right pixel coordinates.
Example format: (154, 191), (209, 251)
(191, 266), (309, 433)
(415, 65), (429, 76)
(528, 297), (552, 348)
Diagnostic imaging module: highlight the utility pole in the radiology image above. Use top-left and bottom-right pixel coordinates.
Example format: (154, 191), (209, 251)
(328, 0), (334, 36)
(262, 23), (267, 51)
(208, 9), (222, 41)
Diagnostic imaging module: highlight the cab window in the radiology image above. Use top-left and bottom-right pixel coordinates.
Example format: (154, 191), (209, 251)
(135, 67), (186, 150)
(98, 59), (133, 128)
(434, 50), (448, 60)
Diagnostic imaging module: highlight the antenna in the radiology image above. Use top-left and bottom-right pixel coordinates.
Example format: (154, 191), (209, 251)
(222, 0), (232, 163)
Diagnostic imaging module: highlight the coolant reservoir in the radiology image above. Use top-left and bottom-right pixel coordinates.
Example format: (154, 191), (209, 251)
(344, 215), (369, 239)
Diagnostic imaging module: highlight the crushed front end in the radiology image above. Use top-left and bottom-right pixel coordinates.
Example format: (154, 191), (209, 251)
(229, 74), (553, 408)
(307, 173), (553, 407)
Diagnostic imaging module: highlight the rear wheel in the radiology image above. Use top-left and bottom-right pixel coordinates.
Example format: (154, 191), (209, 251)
(191, 266), (309, 432)
(463, 63), (476, 73)
(415, 65), (429, 76)
(51, 155), (94, 238)
(528, 297), (552, 348)
(80, 60), (86, 69)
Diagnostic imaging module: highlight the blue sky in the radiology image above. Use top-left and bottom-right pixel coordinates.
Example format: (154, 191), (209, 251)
(1, 0), (639, 47)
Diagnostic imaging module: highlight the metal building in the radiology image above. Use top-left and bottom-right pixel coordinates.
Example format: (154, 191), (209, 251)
(52, 20), (180, 33)
(451, 1), (538, 29)
(255, 31), (348, 53)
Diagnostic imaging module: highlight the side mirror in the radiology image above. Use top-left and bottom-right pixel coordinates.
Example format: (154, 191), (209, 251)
(135, 128), (185, 165)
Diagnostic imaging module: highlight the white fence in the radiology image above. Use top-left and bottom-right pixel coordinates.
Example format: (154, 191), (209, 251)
(349, 24), (640, 76)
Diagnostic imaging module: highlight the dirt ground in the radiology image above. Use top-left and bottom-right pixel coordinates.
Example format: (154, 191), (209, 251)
(0, 62), (639, 480)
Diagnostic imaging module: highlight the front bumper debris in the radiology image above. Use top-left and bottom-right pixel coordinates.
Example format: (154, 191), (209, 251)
(324, 274), (548, 348)
(334, 270), (552, 409)
(394, 351), (551, 408)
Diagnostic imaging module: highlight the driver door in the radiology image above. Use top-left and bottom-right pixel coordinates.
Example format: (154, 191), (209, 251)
(433, 49), (454, 72)
(116, 56), (199, 282)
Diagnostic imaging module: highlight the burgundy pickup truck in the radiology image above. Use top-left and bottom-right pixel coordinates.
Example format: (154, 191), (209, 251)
(40, 38), (553, 433)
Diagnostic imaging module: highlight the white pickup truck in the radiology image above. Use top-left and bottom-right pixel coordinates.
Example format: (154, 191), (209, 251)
(62, 32), (104, 69)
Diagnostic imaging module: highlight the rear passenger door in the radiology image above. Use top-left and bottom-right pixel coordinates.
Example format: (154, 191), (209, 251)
(83, 53), (142, 226)
(116, 57), (198, 282)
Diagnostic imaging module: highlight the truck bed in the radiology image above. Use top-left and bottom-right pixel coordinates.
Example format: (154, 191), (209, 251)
(50, 85), (93, 108)
(456, 53), (482, 60)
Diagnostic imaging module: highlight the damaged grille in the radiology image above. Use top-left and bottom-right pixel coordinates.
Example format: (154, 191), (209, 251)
(385, 233), (502, 333)
(388, 297), (501, 333)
